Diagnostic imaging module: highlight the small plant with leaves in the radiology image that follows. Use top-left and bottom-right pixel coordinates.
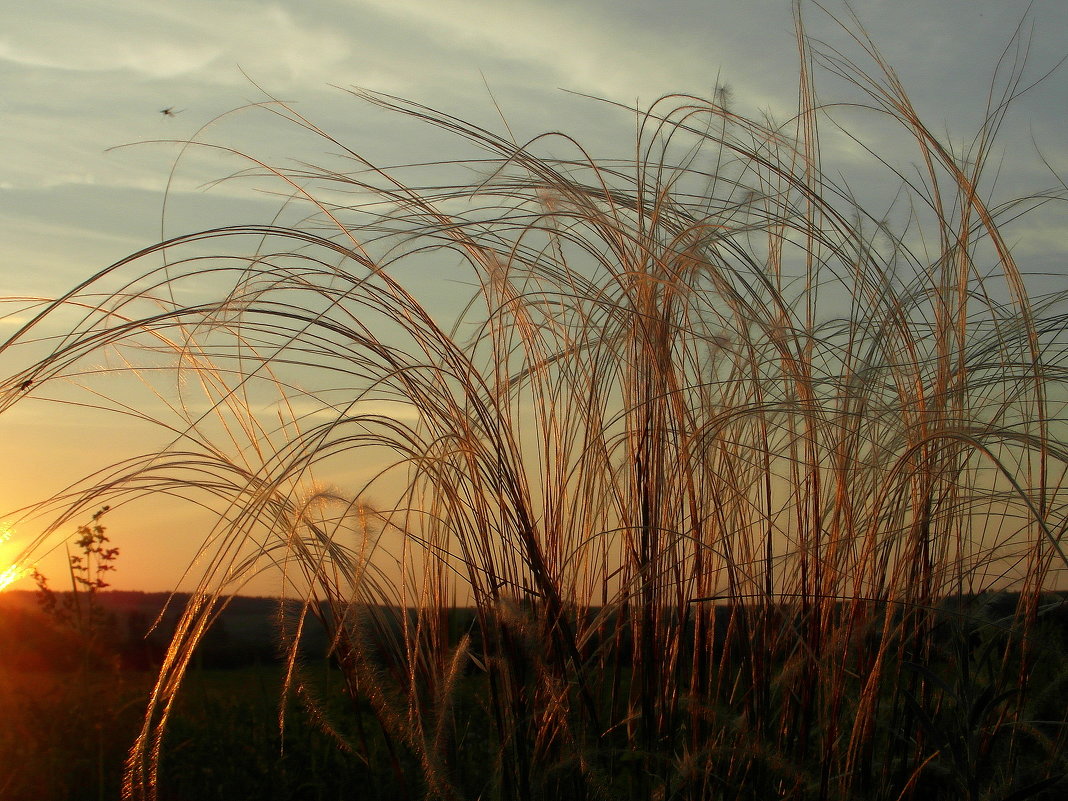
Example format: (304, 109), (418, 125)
(32, 506), (120, 667)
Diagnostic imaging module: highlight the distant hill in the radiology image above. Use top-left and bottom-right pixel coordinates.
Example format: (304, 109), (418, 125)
(4, 588), (1064, 673)
(0, 590), (329, 670)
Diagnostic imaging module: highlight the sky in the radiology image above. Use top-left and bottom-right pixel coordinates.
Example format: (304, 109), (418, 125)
(1, 0), (1066, 593)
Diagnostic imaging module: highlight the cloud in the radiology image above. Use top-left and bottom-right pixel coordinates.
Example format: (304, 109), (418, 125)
(354, 0), (786, 108)
(0, 1), (356, 86)
(0, 8), (219, 78)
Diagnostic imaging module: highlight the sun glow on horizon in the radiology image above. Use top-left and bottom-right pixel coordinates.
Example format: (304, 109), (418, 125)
(0, 521), (28, 591)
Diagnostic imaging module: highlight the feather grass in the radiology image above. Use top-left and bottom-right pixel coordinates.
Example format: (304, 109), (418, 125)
(3, 7), (1068, 801)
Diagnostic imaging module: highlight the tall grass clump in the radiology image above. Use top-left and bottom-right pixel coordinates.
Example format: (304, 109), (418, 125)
(3, 9), (1068, 801)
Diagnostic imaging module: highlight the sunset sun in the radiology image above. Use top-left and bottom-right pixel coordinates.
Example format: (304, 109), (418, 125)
(0, 522), (25, 591)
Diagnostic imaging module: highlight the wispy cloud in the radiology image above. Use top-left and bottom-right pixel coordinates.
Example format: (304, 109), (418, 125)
(0, 2), (219, 78)
(354, 0), (788, 109)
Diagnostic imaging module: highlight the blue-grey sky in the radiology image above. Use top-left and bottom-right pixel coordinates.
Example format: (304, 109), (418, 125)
(1, 0), (1066, 591)
(1, 1), (1065, 284)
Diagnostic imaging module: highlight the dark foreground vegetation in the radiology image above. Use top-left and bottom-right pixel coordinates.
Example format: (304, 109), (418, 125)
(3, 5), (1068, 800)
(0, 590), (329, 672)
(1, 591), (1066, 800)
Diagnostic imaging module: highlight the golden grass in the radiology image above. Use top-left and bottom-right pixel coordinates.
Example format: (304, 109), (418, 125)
(2, 8), (1067, 801)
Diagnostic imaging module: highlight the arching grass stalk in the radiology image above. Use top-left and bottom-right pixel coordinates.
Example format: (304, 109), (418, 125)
(2, 8), (1067, 801)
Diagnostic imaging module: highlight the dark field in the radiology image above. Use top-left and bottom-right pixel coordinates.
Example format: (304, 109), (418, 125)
(0, 592), (369, 801)
(0, 662), (375, 801)
(2, 591), (1067, 800)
